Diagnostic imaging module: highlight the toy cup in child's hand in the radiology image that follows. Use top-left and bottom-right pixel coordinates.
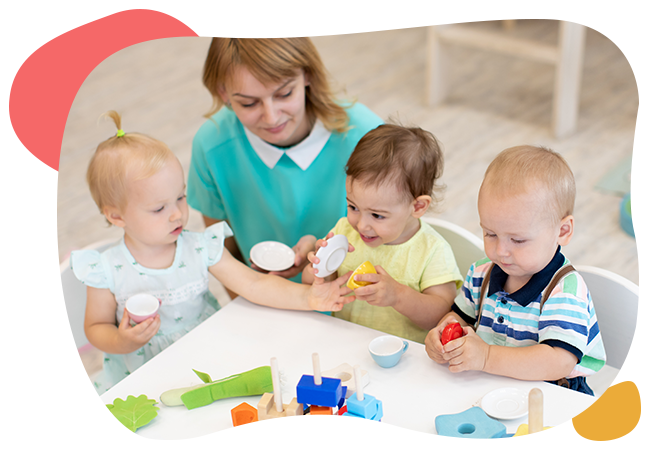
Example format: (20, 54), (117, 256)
(441, 322), (464, 345)
(346, 261), (377, 290)
(126, 293), (161, 323)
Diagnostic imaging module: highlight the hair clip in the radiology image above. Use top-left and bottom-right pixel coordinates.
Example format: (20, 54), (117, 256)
(116, 129), (125, 137)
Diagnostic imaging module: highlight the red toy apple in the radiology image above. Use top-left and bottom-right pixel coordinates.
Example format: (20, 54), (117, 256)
(441, 322), (464, 345)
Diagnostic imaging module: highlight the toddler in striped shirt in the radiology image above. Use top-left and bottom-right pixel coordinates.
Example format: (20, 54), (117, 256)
(424, 145), (605, 395)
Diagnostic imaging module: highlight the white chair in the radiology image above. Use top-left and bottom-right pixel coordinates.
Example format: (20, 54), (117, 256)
(54, 239), (115, 422)
(422, 217), (485, 305)
(574, 265), (639, 397)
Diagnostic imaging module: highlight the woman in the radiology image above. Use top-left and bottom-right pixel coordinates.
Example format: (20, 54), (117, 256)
(188, 38), (383, 283)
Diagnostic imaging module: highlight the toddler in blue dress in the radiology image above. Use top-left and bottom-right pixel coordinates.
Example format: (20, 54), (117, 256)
(71, 111), (356, 393)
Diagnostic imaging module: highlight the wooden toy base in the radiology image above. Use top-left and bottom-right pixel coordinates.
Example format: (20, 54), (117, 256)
(513, 424), (553, 436)
(257, 393), (303, 420)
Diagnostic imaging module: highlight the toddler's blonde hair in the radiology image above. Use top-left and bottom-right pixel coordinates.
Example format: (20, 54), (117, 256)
(202, 38), (350, 133)
(87, 111), (176, 215)
(480, 145), (576, 224)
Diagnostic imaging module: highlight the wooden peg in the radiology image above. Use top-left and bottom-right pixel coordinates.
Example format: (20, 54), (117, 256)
(312, 353), (322, 385)
(528, 388), (543, 434)
(354, 365), (364, 401)
(270, 357), (283, 413)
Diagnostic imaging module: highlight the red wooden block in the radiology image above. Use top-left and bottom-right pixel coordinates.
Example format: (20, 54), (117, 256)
(309, 406), (332, 428)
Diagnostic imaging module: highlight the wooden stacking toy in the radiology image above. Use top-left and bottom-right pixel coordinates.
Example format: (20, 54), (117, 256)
(232, 353), (397, 453)
(503, 388), (575, 453)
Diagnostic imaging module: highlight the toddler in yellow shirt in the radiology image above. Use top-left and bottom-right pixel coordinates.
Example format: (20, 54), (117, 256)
(303, 124), (463, 342)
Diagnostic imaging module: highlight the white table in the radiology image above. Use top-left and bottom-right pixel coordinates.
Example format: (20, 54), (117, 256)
(101, 298), (595, 439)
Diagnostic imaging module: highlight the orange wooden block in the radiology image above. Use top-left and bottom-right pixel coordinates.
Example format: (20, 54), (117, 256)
(231, 402), (258, 427)
(230, 403), (266, 440)
(309, 406), (332, 428)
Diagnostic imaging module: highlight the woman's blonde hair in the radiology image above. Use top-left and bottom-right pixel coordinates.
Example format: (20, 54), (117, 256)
(87, 111), (176, 215)
(480, 145), (576, 224)
(202, 38), (350, 133)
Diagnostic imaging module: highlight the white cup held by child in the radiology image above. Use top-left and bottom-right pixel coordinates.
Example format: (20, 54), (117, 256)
(126, 293), (161, 323)
(368, 335), (409, 368)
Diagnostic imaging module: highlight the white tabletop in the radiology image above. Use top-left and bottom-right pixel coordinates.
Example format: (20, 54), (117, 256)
(100, 297), (595, 439)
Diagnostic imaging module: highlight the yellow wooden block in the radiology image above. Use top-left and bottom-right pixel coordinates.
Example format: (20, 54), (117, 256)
(262, 433), (307, 453)
(305, 414), (344, 453)
(503, 424), (566, 453)
(257, 393), (303, 426)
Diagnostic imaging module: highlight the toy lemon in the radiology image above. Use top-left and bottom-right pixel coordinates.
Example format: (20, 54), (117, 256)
(346, 261), (377, 290)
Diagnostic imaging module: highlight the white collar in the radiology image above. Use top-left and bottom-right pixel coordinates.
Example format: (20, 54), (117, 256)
(243, 119), (332, 170)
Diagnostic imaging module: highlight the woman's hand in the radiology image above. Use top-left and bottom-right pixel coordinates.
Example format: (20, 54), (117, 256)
(116, 308), (161, 352)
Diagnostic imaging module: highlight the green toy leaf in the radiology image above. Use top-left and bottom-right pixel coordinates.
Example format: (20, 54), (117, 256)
(106, 395), (159, 432)
(193, 369), (212, 383)
(97, 404), (131, 436)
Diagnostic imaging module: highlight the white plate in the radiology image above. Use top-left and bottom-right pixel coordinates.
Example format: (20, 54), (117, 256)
(480, 387), (528, 420)
(313, 235), (349, 278)
(250, 241), (295, 272)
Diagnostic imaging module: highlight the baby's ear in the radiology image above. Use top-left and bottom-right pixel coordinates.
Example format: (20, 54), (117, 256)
(412, 195), (432, 218)
(103, 206), (126, 228)
(557, 215), (575, 245)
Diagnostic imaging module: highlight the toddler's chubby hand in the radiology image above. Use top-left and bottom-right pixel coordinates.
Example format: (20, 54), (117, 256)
(348, 265), (399, 307)
(441, 327), (490, 373)
(308, 271), (356, 312)
(425, 315), (459, 364)
(117, 308), (160, 352)
(306, 232), (355, 278)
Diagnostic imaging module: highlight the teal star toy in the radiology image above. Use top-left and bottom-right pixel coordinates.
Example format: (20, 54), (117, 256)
(436, 407), (506, 453)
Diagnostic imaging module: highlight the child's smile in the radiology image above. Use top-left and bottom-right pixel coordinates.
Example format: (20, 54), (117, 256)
(345, 177), (422, 247)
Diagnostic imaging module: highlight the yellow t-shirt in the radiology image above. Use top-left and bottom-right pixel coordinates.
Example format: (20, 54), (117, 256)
(331, 217), (463, 343)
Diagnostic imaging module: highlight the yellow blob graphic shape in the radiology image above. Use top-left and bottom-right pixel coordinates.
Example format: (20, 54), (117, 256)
(572, 381), (640, 441)
(347, 261), (377, 290)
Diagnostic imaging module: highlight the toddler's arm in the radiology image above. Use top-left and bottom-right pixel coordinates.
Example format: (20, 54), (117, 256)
(442, 333), (578, 380)
(84, 286), (160, 354)
(210, 248), (355, 312)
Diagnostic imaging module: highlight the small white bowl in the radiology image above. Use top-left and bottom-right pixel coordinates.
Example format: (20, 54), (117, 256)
(313, 235), (349, 278)
(126, 293), (161, 323)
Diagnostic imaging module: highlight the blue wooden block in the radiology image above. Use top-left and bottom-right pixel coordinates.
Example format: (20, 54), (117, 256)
(343, 414), (381, 453)
(296, 375), (342, 407)
(435, 407), (506, 439)
(341, 398), (384, 437)
(344, 393), (382, 420)
(501, 434), (580, 453)
(337, 386), (347, 410)
(264, 423), (305, 449)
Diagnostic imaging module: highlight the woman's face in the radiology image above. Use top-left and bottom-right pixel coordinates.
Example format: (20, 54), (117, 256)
(218, 65), (312, 147)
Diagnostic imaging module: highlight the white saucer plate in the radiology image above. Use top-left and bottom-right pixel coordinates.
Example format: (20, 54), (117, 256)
(480, 387), (528, 420)
(250, 241), (295, 272)
(313, 234), (349, 278)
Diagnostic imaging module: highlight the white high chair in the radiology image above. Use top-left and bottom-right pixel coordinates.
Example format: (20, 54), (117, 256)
(54, 239), (116, 423)
(422, 217), (485, 305)
(574, 265), (639, 397)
